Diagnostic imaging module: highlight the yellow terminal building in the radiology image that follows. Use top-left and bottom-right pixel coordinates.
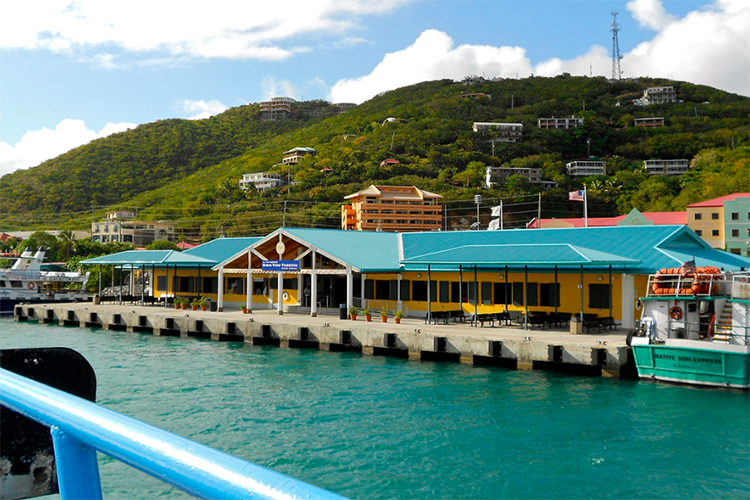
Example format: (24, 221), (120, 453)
(82, 225), (750, 331)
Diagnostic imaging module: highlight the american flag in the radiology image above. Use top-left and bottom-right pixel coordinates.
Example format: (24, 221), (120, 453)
(568, 190), (585, 201)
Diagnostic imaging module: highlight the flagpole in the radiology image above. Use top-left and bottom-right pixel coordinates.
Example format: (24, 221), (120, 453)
(584, 187), (588, 227)
(500, 201), (503, 230)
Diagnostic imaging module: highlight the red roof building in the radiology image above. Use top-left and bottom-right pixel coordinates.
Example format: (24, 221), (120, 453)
(527, 209), (686, 229)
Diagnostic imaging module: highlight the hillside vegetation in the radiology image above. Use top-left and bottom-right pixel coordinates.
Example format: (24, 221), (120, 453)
(0, 76), (747, 238)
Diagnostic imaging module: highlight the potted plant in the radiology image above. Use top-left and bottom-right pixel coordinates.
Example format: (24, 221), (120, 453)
(190, 298), (199, 311)
(394, 309), (404, 324)
(380, 307), (389, 323)
(240, 304), (248, 314)
(180, 298), (188, 310)
(348, 305), (359, 321)
(199, 297), (208, 311)
(173, 297), (181, 310)
(362, 308), (372, 322)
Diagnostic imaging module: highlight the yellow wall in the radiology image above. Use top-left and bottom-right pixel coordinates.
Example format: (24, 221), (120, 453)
(152, 270), (298, 304)
(687, 206), (724, 248)
(368, 270), (625, 318)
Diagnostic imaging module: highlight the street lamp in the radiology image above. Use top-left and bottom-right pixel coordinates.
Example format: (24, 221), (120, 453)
(474, 194), (482, 228)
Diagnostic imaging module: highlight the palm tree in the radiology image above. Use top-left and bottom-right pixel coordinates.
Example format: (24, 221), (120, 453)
(56, 230), (76, 260)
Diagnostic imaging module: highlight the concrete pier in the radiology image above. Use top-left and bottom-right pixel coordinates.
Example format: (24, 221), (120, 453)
(12, 303), (634, 378)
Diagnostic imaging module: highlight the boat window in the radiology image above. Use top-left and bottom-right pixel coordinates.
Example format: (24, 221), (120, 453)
(10, 281), (22, 288)
(0, 280), (5, 287)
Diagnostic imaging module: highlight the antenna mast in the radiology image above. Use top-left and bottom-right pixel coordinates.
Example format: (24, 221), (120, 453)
(610, 11), (622, 80)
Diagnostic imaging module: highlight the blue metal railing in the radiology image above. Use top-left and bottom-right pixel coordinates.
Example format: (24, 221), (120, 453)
(0, 368), (348, 500)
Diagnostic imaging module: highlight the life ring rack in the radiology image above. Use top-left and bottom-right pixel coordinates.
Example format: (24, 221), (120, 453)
(650, 266), (722, 296)
(282, 292), (289, 301)
(669, 306), (683, 320)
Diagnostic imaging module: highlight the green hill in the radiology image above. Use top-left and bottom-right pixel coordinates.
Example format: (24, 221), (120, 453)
(0, 75), (747, 237)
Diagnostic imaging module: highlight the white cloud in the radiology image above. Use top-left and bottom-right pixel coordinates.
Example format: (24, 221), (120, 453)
(330, 30), (533, 104)
(0, 119), (136, 177)
(331, 1), (749, 104)
(0, 0), (413, 61)
(627, 0), (677, 30)
(262, 77), (298, 100)
(180, 99), (229, 120)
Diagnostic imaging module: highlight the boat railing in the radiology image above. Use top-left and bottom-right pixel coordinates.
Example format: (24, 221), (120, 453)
(646, 271), (727, 298)
(732, 273), (750, 301)
(0, 368), (347, 500)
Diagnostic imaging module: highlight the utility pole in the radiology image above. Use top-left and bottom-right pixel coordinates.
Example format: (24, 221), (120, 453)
(282, 201), (287, 227)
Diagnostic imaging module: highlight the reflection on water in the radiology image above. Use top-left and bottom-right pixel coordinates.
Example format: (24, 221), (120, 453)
(2, 319), (748, 500)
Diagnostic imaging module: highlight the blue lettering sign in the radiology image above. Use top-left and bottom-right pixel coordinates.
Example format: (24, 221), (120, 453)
(261, 260), (300, 271)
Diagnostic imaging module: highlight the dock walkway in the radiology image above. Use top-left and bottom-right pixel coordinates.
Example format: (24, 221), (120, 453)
(12, 303), (633, 378)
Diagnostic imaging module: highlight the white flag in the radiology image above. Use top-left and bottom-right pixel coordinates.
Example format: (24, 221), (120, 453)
(487, 219), (500, 231)
(491, 205), (502, 217)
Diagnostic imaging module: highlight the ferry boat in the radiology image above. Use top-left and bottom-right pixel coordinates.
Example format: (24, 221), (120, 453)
(630, 263), (750, 389)
(0, 247), (90, 315)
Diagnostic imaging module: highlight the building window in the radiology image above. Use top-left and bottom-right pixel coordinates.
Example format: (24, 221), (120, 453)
(694, 213), (702, 220)
(731, 212), (739, 220)
(588, 284), (611, 309)
(711, 213), (719, 220)
(695, 230), (702, 236)
(540, 283), (561, 307)
(412, 281), (427, 301)
(732, 229), (739, 237)
(712, 229), (719, 236)
(375, 280), (392, 300)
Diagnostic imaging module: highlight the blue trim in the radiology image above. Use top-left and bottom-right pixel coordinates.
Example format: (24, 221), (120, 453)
(0, 369), (347, 500)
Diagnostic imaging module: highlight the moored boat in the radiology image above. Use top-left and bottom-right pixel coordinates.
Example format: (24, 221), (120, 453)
(630, 263), (750, 389)
(0, 247), (90, 315)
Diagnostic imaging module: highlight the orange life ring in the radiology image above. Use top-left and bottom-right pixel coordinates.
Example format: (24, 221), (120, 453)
(27, 282), (35, 289)
(670, 306), (683, 320)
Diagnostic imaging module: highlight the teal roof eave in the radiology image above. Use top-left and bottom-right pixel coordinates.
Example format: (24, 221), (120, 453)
(80, 250), (214, 268)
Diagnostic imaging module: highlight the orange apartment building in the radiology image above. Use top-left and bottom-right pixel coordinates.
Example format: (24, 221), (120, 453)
(341, 185), (443, 232)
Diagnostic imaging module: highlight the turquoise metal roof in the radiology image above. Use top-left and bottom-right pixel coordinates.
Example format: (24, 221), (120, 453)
(281, 228), (400, 273)
(183, 237), (260, 264)
(402, 243), (639, 269)
(400, 225), (750, 272)
(80, 250), (214, 268)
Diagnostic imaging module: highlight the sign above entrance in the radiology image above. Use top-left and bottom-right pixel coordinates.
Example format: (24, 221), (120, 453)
(262, 260), (300, 271)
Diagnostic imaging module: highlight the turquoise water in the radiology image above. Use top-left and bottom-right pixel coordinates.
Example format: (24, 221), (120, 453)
(1, 318), (749, 500)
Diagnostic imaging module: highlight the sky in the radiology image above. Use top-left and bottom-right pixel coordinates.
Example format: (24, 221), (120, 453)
(0, 0), (748, 178)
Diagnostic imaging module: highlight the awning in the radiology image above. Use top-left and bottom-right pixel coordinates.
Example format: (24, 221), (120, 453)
(80, 250), (214, 269)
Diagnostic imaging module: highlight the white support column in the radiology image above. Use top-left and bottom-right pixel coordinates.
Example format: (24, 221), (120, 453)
(251, 250), (255, 312)
(346, 266), (353, 311)
(621, 273), (635, 329)
(397, 274), (403, 311)
(297, 271), (303, 306)
(217, 266), (224, 311)
(310, 250), (318, 317)
(277, 272), (284, 315)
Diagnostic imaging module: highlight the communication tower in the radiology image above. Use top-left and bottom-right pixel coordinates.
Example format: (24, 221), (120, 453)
(610, 11), (622, 80)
